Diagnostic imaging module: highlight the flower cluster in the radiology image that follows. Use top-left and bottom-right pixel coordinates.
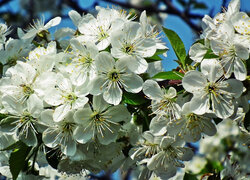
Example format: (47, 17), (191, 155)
(0, 0), (249, 179)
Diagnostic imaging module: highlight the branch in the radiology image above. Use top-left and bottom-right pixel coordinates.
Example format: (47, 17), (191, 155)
(0, 0), (12, 7)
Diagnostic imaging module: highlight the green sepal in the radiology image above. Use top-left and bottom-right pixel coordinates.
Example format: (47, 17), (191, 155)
(0, 113), (8, 121)
(152, 71), (184, 80)
(122, 92), (148, 105)
(203, 49), (219, 59)
(146, 49), (168, 63)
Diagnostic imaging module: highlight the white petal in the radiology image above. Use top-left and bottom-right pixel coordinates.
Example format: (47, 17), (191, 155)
(22, 29), (37, 39)
(160, 136), (175, 149)
(72, 97), (88, 110)
(103, 83), (122, 105)
(42, 129), (59, 148)
(136, 38), (156, 58)
(27, 94), (43, 117)
(166, 87), (177, 99)
(201, 59), (223, 82)
(44, 89), (63, 106)
(189, 43), (207, 62)
(90, 76), (106, 95)
(40, 109), (54, 126)
(147, 152), (162, 170)
(150, 117), (168, 136)
(73, 125), (92, 144)
(44, 17), (61, 29)
(234, 58), (247, 81)
(122, 22), (141, 41)
(97, 123), (120, 145)
(61, 136), (76, 156)
(182, 71), (207, 94)
(73, 106), (92, 124)
(227, 0), (240, 17)
(19, 127), (37, 147)
(130, 56), (148, 74)
(96, 38), (110, 51)
(143, 79), (164, 100)
(212, 94), (234, 118)
(93, 95), (109, 112)
(95, 52), (115, 72)
(120, 73), (143, 93)
(57, 75), (72, 92)
(14, 61), (36, 85)
(219, 79), (243, 98)
(103, 105), (131, 123)
(33, 72), (57, 97)
(69, 10), (81, 27)
(190, 94), (210, 115)
(202, 119), (217, 136)
(235, 44), (249, 60)
(53, 104), (71, 122)
(2, 95), (23, 115)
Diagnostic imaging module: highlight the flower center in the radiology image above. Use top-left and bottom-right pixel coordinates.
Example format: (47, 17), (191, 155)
(21, 84), (34, 97)
(78, 55), (93, 65)
(61, 121), (76, 134)
(123, 43), (135, 55)
(108, 70), (120, 82)
(20, 112), (34, 123)
(98, 26), (109, 41)
(91, 111), (105, 123)
(63, 93), (77, 104)
(207, 83), (218, 95)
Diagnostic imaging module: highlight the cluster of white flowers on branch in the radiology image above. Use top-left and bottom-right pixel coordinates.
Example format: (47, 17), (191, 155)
(0, 0), (249, 179)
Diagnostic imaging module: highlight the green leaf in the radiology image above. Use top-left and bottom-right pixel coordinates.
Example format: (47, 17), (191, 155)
(198, 159), (224, 175)
(204, 49), (219, 59)
(162, 27), (186, 68)
(122, 92), (147, 105)
(184, 173), (198, 180)
(145, 49), (168, 63)
(152, 71), (184, 80)
(153, 49), (168, 56)
(145, 54), (161, 62)
(9, 141), (32, 180)
(185, 54), (194, 66)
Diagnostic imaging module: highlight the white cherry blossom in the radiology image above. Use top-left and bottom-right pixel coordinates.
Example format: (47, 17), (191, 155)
(91, 52), (143, 105)
(111, 22), (156, 74)
(143, 79), (181, 120)
(22, 16), (61, 39)
(0, 94), (44, 146)
(73, 95), (131, 145)
(182, 59), (243, 118)
(44, 74), (89, 122)
(41, 110), (78, 156)
(167, 102), (217, 142)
